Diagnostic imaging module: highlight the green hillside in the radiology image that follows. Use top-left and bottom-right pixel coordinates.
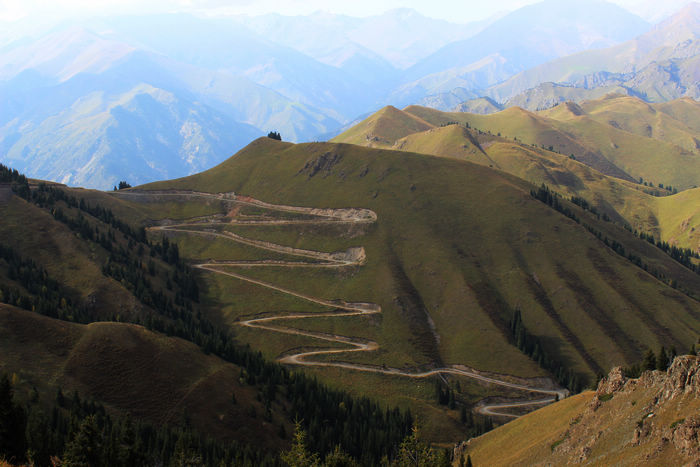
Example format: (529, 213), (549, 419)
(335, 100), (700, 252)
(0, 169), (414, 464)
(0, 304), (287, 450)
(134, 138), (700, 440)
(4, 127), (700, 455)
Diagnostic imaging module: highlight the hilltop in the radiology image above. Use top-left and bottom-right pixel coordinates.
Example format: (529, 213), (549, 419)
(464, 355), (700, 465)
(333, 98), (700, 251)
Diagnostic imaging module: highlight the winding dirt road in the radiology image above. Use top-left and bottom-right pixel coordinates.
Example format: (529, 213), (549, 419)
(119, 189), (568, 417)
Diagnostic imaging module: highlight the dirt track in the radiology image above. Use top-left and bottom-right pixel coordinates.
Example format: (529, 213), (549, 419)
(122, 189), (568, 417)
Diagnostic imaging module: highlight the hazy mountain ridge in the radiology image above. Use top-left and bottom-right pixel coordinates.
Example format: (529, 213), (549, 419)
(0, 1), (683, 189)
(391, 0), (649, 107)
(0, 26), (343, 188)
(448, 2), (700, 113)
(237, 8), (487, 70)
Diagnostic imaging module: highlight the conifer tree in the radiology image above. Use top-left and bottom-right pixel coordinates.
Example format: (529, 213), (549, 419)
(63, 415), (101, 467)
(324, 445), (357, 467)
(393, 425), (440, 467)
(642, 349), (657, 371)
(0, 374), (27, 464)
(281, 421), (320, 467)
(657, 346), (669, 371)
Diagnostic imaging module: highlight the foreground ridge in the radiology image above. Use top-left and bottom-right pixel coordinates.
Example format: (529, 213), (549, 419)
(118, 189), (568, 416)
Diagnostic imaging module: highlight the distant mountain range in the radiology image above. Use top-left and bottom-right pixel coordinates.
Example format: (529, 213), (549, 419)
(446, 2), (700, 113)
(1, 0), (691, 189)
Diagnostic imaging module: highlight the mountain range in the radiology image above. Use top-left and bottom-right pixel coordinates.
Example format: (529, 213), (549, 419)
(0, 0), (663, 189)
(447, 2), (700, 113)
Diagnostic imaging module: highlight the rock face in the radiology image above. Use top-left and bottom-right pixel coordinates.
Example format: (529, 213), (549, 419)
(672, 416), (700, 458)
(661, 356), (700, 402)
(564, 356), (699, 465)
(596, 366), (627, 395)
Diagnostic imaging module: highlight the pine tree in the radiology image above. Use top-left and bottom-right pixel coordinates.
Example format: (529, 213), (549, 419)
(393, 425), (440, 467)
(26, 409), (52, 467)
(657, 346), (669, 372)
(0, 374), (27, 464)
(642, 349), (657, 371)
(63, 415), (101, 467)
(171, 433), (203, 467)
(324, 445), (357, 467)
(466, 454), (473, 467)
(280, 421), (320, 467)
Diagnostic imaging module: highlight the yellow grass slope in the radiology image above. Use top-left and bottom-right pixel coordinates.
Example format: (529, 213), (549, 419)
(466, 356), (700, 466)
(335, 99), (700, 249)
(331, 105), (434, 147)
(400, 100), (700, 190)
(574, 95), (700, 154)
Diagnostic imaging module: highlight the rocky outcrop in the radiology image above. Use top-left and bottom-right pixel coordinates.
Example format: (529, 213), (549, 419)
(571, 356), (699, 463)
(596, 366), (627, 395)
(299, 151), (343, 178)
(672, 416), (700, 458)
(661, 356), (700, 402)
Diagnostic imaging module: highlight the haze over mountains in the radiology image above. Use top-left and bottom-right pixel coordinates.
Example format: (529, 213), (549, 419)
(454, 1), (700, 112)
(0, 0), (678, 188)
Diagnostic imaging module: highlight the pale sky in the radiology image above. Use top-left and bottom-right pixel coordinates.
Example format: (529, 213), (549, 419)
(0, 0), (694, 25)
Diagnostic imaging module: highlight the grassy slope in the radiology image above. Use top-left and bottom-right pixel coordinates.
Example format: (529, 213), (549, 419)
(466, 391), (594, 465)
(467, 359), (700, 466)
(576, 96), (700, 155)
(0, 304), (289, 449)
(0, 195), (143, 320)
(654, 187), (700, 252)
(336, 102), (700, 249)
(140, 138), (700, 387)
(404, 102), (700, 190)
(330, 105), (434, 147)
(0, 187), (297, 450)
(402, 104), (633, 182)
(336, 110), (662, 239)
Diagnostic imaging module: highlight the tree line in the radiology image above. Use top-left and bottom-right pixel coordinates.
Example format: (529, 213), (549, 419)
(433, 380), (494, 438)
(622, 343), (698, 378)
(509, 308), (583, 393)
(0, 374), (278, 467)
(531, 184), (700, 299)
(0, 242), (89, 323)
